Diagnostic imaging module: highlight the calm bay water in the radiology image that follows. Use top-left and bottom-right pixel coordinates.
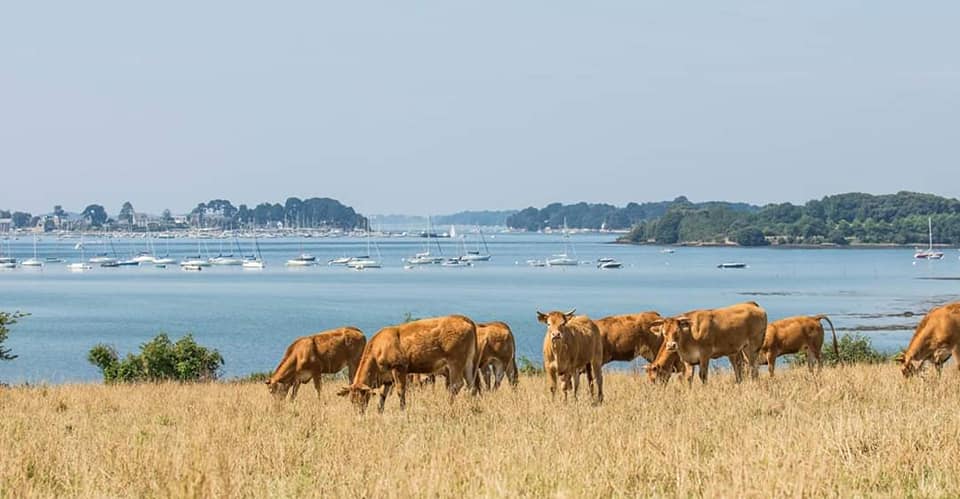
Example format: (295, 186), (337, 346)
(1, 233), (958, 383)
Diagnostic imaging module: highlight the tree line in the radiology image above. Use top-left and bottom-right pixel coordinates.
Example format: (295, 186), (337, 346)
(1, 196), (367, 231)
(618, 191), (960, 246)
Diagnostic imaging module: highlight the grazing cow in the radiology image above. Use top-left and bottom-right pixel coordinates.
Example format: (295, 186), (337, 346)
(901, 302), (960, 377)
(475, 321), (518, 390)
(266, 327), (366, 402)
(595, 312), (665, 364)
(760, 315), (838, 376)
(337, 315), (478, 413)
(647, 301), (767, 384)
(538, 310), (604, 403)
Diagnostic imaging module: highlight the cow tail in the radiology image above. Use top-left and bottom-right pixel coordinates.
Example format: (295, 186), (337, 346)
(816, 315), (839, 365)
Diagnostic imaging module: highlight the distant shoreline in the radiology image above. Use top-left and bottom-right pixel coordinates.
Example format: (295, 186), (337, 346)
(613, 240), (957, 250)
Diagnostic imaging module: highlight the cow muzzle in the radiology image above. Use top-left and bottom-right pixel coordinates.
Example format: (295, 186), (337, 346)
(665, 341), (678, 352)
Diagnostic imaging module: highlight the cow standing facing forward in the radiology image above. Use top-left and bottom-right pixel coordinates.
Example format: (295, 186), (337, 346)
(538, 310), (604, 403)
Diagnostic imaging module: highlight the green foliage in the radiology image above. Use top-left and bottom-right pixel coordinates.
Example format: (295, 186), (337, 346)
(87, 333), (224, 383)
(233, 371), (272, 383)
(618, 191), (960, 246)
(0, 311), (29, 361)
(788, 333), (887, 366)
(81, 204), (109, 227)
(517, 355), (543, 375)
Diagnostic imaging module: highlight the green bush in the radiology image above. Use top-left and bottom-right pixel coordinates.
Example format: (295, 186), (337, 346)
(788, 333), (887, 366)
(88, 333), (223, 383)
(518, 355), (543, 375)
(0, 311), (28, 362)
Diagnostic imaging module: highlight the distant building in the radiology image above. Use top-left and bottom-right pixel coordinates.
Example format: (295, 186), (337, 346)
(0, 218), (11, 233)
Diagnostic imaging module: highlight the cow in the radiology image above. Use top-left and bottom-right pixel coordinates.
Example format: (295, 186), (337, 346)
(537, 310), (604, 403)
(647, 301), (767, 384)
(266, 327), (366, 402)
(475, 321), (519, 391)
(901, 302), (960, 378)
(337, 315), (478, 413)
(594, 312), (665, 364)
(760, 315), (838, 376)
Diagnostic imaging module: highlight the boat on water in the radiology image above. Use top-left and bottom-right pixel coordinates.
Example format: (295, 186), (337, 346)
(67, 235), (92, 271)
(441, 257), (472, 267)
(328, 256), (353, 265)
(346, 220), (383, 270)
(181, 264), (203, 271)
(285, 257), (314, 267)
(180, 257), (212, 268)
(458, 227), (492, 262)
(914, 218), (944, 260)
(153, 256), (177, 265)
(718, 262), (748, 269)
(660, 248), (676, 254)
(242, 235), (266, 269)
(407, 217), (445, 265)
(545, 219), (579, 267)
(526, 259), (547, 267)
(597, 258), (622, 269)
(21, 236), (43, 267)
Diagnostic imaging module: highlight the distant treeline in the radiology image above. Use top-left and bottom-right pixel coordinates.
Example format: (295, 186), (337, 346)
(618, 192), (960, 246)
(1, 197), (366, 231)
(506, 198), (757, 231)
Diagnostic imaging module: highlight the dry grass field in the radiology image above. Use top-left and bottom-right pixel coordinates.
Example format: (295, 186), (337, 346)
(2, 365), (960, 498)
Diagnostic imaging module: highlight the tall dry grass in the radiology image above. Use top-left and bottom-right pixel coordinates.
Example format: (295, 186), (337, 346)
(2, 365), (959, 498)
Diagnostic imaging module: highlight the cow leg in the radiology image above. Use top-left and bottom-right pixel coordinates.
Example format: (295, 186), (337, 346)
(377, 384), (393, 414)
(683, 363), (696, 385)
(571, 371), (581, 400)
(698, 358), (709, 384)
(289, 380), (302, 401)
(483, 364), (494, 391)
(492, 360), (505, 390)
(547, 366), (558, 400)
(506, 357), (519, 388)
(810, 343), (823, 374)
(954, 346), (960, 373)
(446, 363), (466, 403)
(766, 349), (777, 377)
(584, 365), (595, 398)
(592, 362), (604, 404)
(313, 375), (323, 400)
(560, 374), (572, 402)
(746, 349), (760, 380)
(728, 355), (743, 383)
(392, 370), (409, 410)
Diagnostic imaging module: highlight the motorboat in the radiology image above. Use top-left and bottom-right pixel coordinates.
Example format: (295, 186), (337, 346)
(597, 260), (623, 269)
(242, 259), (265, 269)
(441, 258), (471, 267)
(660, 248), (676, 254)
(181, 264), (203, 271)
(180, 257), (212, 268)
(285, 257), (314, 267)
(328, 256), (353, 265)
(546, 254), (578, 266)
(717, 262), (748, 269)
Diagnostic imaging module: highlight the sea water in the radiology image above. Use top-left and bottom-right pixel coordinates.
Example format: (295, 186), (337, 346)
(1, 233), (957, 383)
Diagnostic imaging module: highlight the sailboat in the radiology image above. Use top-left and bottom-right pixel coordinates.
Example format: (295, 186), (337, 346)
(0, 238), (16, 268)
(67, 235), (93, 271)
(286, 238), (316, 266)
(21, 236), (44, 267)
(459, 227), (492, 262)
(406, 217), (445, 265)
(546, 219), (579, 266)
(346, 220), (382, 270)
(242, 234), (266, 269)
(88, 238), (117, 265)
(181, 230), (212, 267)
(914, 217), (944, 260)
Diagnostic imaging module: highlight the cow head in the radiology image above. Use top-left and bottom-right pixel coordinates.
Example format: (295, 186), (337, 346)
(265, 379), (292, 401)
(899, 357), (921, 378)
(655, 316), (691, 352)
(336, 384), (374, 413)
(537, 309), (576, 344)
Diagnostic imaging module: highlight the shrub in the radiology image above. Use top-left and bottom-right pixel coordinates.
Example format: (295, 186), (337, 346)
(0, 311), (28, 362)
(88, 333), (223, 383)
(788, 333), (887, 366)
(517, 355), (543, 375)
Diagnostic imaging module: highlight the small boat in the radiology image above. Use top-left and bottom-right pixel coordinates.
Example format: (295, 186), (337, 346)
(100, 261), (120, 268)
(328, 256), (353, 265)
(526, 259), (547, 267)
(598, 260), (623, 269)
(441, 258), (471, 267)
(242, 259), (265, 269)
(44, 257), (65, 263)
(154, 263), (167, 269)
(0, 260), (15, 269)
(88, 255), (117, 265)
(116, 259), (140, 267)
(153, 256), (177, 265)
(21, 236), (44, 267)
(67, 262), (92, 271)
(285, 258), (314, 267)
(130, 252), (157, 264)
(181, 264), (203, 271)
(660, 248), (676, 254)
(597, 257), (617, 263)
(546, 254), (578, 266)
(180, 257), (212, 268)
(914, 218), (944, 260)
(347, 258), (382, 270)
(717, 262), (748, 269)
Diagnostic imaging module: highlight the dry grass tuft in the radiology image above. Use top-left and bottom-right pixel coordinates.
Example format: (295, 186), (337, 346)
(2, 365), (960, 497)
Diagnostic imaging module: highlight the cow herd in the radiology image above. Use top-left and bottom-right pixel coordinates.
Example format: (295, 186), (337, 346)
(265, 300), (960, 412)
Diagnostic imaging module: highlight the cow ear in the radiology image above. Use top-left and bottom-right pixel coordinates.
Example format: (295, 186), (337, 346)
(650, 320), (663, 335)
(336, 387), (351, 397)
(564, 309), (576, 321)
(536, 311), (547, 323)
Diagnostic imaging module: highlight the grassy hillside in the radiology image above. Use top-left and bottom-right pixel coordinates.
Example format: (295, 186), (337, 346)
(2, 366), (959, 497)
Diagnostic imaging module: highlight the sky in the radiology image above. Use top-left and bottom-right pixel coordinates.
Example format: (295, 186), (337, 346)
(2, 2), (958, 217)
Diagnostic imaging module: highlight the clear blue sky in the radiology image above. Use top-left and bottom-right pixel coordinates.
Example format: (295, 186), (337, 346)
(2, 2), (958, 216)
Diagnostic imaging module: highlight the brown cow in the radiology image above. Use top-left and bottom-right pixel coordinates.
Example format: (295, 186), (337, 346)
(538, 310), (604, 403)
(760, 315), (838, 376)
(475, 321), (518, 390)
(901, 302), (960, 377)
(266, 327), (366, 402)
(336, 315), (478, 413)
(647, 301), (767, 384)
(594, 312), (665, 364)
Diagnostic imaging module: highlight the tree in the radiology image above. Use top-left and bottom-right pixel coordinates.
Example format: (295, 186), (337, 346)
(87, 333), (224, 383)
(161, 209), (173, 223)
(119, 201), (135, 225)
(734, 227), (769, 246)
(11, 212), (32, 228)
(81, 205), (108, 227)
(0, 311), (28, 362)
